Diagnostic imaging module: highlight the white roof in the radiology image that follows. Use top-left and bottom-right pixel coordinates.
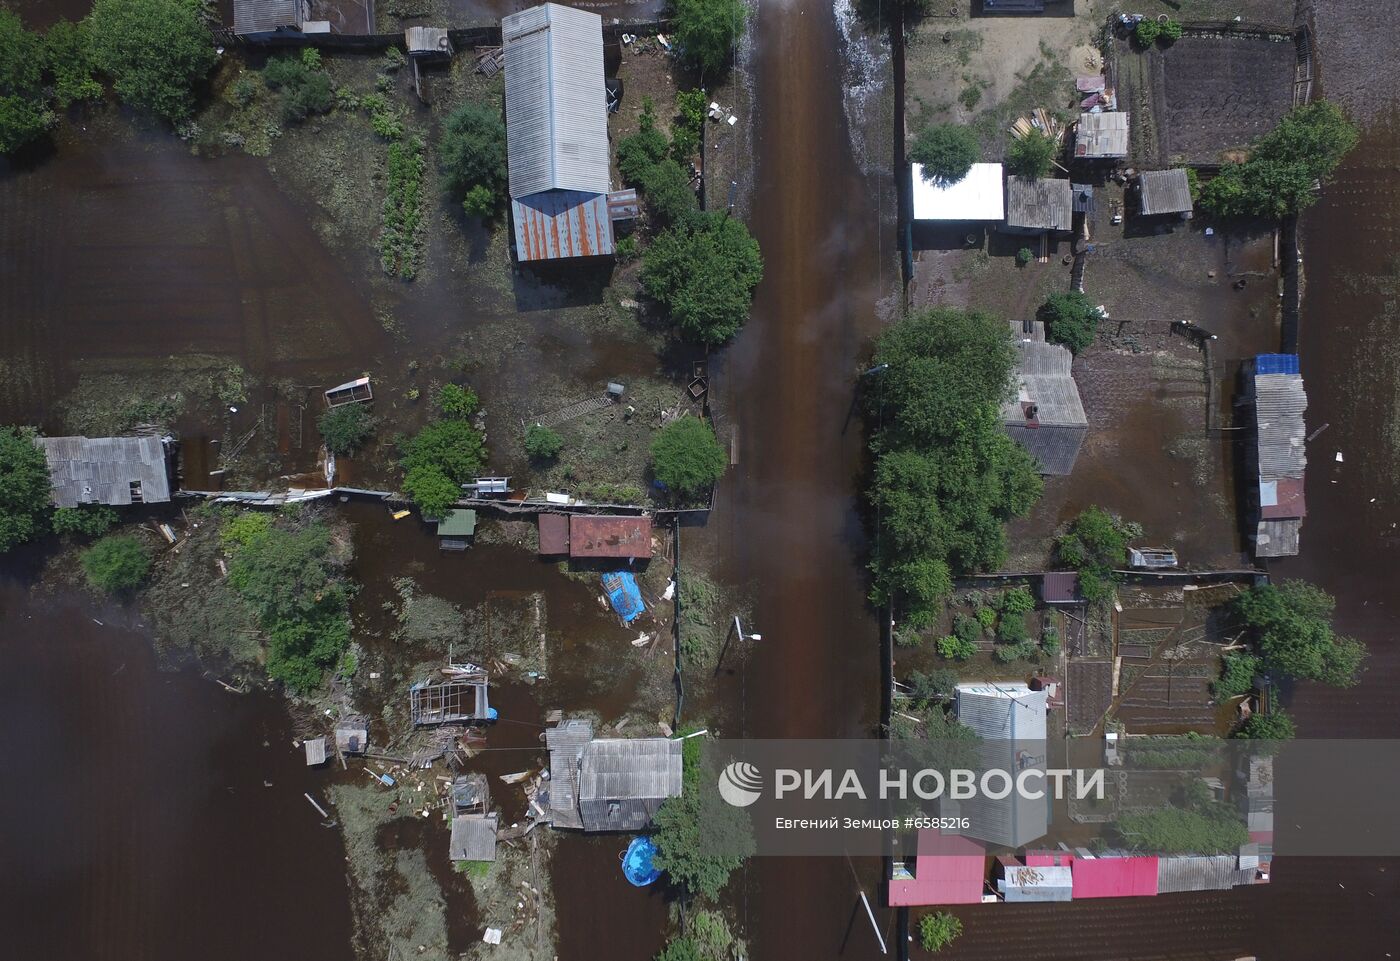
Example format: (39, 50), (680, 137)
(911, 162), (1005, 221)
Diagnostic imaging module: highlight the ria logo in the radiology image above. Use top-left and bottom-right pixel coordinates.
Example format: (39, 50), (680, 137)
(717, 761), (764, 807)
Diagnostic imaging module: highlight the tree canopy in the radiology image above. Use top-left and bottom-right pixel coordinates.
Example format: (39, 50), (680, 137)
(864, 309), (1042, 625)
(910, 124), (980, 185)
(1236, 708), (1295, 741)
(652, 744), (755, 900)
(0, 426), (53, 551)
(641, 211), (763, 345)
(1055, 506), (1139, 603)
(1038, 291), (1100, 353)
(1007, 130), (1056, 178)
(52, 505), (119, 537)
(0, 11), (54, 153)
(438, 102), (508, 215)
(86, 0), (218, 122)
(651, 415), (727, 499)
(1233, 580), (1366, 686)
(318, 404), (376, 456)
(669, 0), (748, 78)
(1200, 100), (1358, 219)
(81, 534), (152, 594)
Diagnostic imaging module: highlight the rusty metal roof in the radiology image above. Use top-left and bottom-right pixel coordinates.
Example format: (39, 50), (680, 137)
(511, 191), (614, 261)
(538, 513), (569, 555)
(568, 514), (651, 559)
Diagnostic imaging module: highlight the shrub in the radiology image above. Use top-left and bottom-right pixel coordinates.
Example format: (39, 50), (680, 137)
(1007, 129), (1057, 178)
(1134, 19), (1161, 47)
(261, 56), (308, 91)
(670, 0), (749, 77)
(381, 135), (426, 279)
(231, 74), (258, 107)
(910, 123), (980, 184)
(1041, 625), (1061, 656)
(1116, 805), (1248, 854)
(86, 0), (218, 122)
(975, 606), (998, 633)
(650, 415), (727, 497)
(655, 938), (700, 961)
(1038, 290), (1100, 353)
(1160, 19), (1183, 42)
(999, 585), (1035, 615)
(0, 94), (55, 154)
(400, 417), (487, 483)
(81, 535), (152, 594)
(1214, 652), (1260, 699)
(318, 403), (376, 455)
(52, 505), (119, 537)
(614, 233), (638, 262)
(0, 426), (55, 550)
(300, 47), (322, 71)
(1016, 246), (1033, 266)
(952, 612), (981, 645)
(436, 384), (480, 420)
(937, 633), (977, 660)
(996, 613), (1029, 643)
(524, 424), (564, 462)
(617, 99), (669, 184)
(1236, 708), (1295, 741)
(369, 104), (403, 139)
(381, 46), (406, 72)
(463, 184), (494, 218)
(263, 54), (332, 123)
(1057, 506), (1138, 602)
(993, 639), (1037, 663)
(639, 157), (699, 225)
(894, 628), (923, 648)
(641, 211), (763, 345)
(918, 912), (963, 953)
(907, 668), (958, 706)
(688, 909), (735, 961)
(221, 511), (273, 550)
(438, 101), (507, 207)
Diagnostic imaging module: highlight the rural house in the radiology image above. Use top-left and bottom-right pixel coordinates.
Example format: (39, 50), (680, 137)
(1250, 354), (1308, 557)
(1001, 322), (1087, 475)
(231, 0), (328, 38)
(37, 435), (172, 508)
(545, 719), (683, 832)
(910, 162), (1005, 223)
(1003, 176), (1074, 235)
(952, 683), (1049, 849)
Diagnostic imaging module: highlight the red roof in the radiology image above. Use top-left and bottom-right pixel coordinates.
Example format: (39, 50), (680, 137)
(568, 515), (652, 559)
(1040, 572), (1080, 603)
(538, 513), (569, 555)
(888, 831), (986, 906)
(1071, 856), (1159, 899)
(1260, 476), (1307, 519)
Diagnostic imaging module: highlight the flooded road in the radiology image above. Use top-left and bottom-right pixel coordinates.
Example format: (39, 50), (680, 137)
(0, 581), (353, 961)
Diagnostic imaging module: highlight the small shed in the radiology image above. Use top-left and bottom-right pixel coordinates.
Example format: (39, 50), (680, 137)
(545, 718), (594, 830)
(452, 773), (490, 815)
(1139, 169), (1193, 217)
(335, 718), (369, 755)
(324, 376), (373, 407)
(1075, 112), (1129, 159)
(406, 26), (453, 59)
(38, 435), (172, 508)
(538, 513), (570, 555)
(1040, 572), (1080, 605)
(569, 515), (652, 560)
(1128, 547), (1178, 569)
(888, 831), (986, 906)
(911, 162), (1005, 222)
(304, 737), (328, 766)
(410, 666), (491, 725)
(1004, 176), (1073, 234)
(437, 509), (478, 551)
(577, 738), (683, 833)
(607, 189), (641, 222)
(232, 0), (309, 37)
(998, 861), (1073, 902)
(449, 813), (499, 862)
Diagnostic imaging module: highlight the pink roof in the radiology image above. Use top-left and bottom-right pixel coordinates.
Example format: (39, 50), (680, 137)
(1024, 849), (1076, 868)
(1071, 856), (1159, 899)
(888, 831), (985, 906)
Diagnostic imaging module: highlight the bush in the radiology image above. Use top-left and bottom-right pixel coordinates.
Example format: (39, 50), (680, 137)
(996, 612), (1029, 643)
(671, 89), (707, 162)
(999, 585), (1035, 615)
(438, 101), (507, 209)
(937, 633), (977, 660)
(1041, 625), (1061, 656)
(974, 606), (998, 633)
(638, 157), (699, 225)
(462, 184), (494, 218)
(1057, 506), (1137, 602)
(86, 0), (219, 122)
(910, 123), (980, 184)
(1116, 805), (1248, 854)
(221, 511), (272, 550)
(1160, 19), (1183, 42)
(1237, 708), (1294, 741)
(651, 415), (727, 497)
(300, 47), (322, 71)
(952, 612), (981, 645)
(369, 104), (403, 139)
(617, 98), (670, 184)
(263, 54), (332, 123)
(318, 403), (376, 455)
(907, 668), (958, 707)
(436, 384), (479, 420)
(641, 211), (763, 345)
(1133, 18), (1161, 47)
(524, 424), (564, 462)
(1016, 246), (1033, 266)
(994, 639), (1038, 663)
(81, 535), (152, 594)
(670, 0), (749, 77)
(381, 135), (426, 279)
(52, 505), (119, 537)
(44, 19), (103, 108)
(231, 74), (258, 107)
(614, 233), (639, 262)
(1007, 129), (1057, 178)
(1038, 290), (1100, 353)
(918, 912), (963, 953)
(400, 417), (487, 483)
(1214, 652), (1260, 699)
(894, 628), (923, 648)
(1233, 580), (1365, 686)
(0, 426), (55, 551)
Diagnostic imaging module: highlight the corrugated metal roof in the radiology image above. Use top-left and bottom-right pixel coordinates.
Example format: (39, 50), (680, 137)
(1072, 855), (1160, 898)
(911, 162), (1005, 221)
(954, 684), (1049, 849)
(1255, 518), (1301, 557)
(577, 737), (682, 832)
(999, 864), (1073, 902)
(888, 831), (986, 907)
(1040, 572), (1080, 603)
(1156, 855), (1255, 893)
(449, 813), (499, 862)
(1139, 169), (1193, 215)
(502, 3), (610, 199)
(437, 509), (478, 536)
(1254, 373), (1307, 479)
(232, 0), (305, 35)
(1001, 323), (1087, 475)
(538, 512), (570, 554)
(1076, 111), (1130, 158)
(38, 435), (171, 508)
(511, 191), (614, 261)
(1005, 176), (1073, 231)
(569, 514), (652, 558)
(545, 718), (593, 829)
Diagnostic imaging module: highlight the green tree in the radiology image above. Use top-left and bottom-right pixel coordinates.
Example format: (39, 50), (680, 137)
(436, 383), (480, 420)
(1056, 506), (1137, 603)
(641, 211), (763, 345)
(0, 11), (53, 153)
(402, 465), (461, 517)
(1038, 290), (1100, 353)
(1233, 580), (1365, 686)
(906, 667), (958, 707)
(438, 102), (507, 211)
(1133, 19), (1160, 47)
(44, 20), (103, 107)
(81, 534), (152, 593)
(1007, 130), (1056, 178)
(400, 418), (488, 483)
(655, 939), (700, 961)
(652, 766), (755, 900)
(670, 0), (749, 78)
(910, 123), (980, 184)
(0, 426), (53, 551)
(918, 912), (963, 953)
(318, 404), (376, 456)
(1236, 708), (1295, 741)
(650, 415), (727, 497)
(639, 157), (699, 225)
(524, 424), (564, 462)
(52, 505), (119, 537)
(86, 0), (218, 122)
(1213, 652), (1260, 699)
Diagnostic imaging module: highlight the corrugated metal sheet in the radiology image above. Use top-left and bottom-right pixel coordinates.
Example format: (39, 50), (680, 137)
(232, 0), (305, 35)
(511, 191), (614, 261)
(1001, 323), (1087, 475)
(954, 685), (1049, 848)
(1139, 169), (1193, 215)
(38, 435), (171, 507)
(538, 512), (570, 554)
(449, 813), (498, 862)
(607, 188), (640, 221)
(578, 738), (682, 832)
(1072, 855), (1160, 899)
(1076, 111), (1130, 158)
(1005, 176), (1073, 231)
(888, 831), (986, 907)
(1255, 518), (1301, 557)
(545, 718), (593, 829)
(1040, 572), (1080, 603)
(999, 864), (1073, 902)
(569, 514), (651, 559)
(1255, 373), (1307, 480)
(502, 3), (610, 199)
(1156, 855), (1255, 893)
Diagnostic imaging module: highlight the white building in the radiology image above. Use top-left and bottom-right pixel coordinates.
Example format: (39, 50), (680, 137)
(953, 683), (1049, 849)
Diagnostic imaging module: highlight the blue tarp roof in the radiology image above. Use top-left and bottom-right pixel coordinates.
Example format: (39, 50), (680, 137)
(602, 571), (645, 624)
(1256, 354), (1300, 375)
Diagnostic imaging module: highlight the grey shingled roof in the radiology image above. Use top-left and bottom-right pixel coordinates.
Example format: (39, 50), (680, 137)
(545, 718), (593, 829)
(38, 435), (171, 508)
(1156, 855), (1255, 893)
(502, 3), (610, 200)
(1005, 176), (1073, 231)
(1139, 169), (1193, 216)
(577, 737), (682, 833)
(449, 813), (499, 862)
(232, 0), (304, 34)
(1001, 323), (1087, 475)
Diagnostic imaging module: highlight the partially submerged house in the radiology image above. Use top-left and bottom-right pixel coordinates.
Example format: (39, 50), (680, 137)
(1075, 111), (1129, 160)
(568, 514), (652, 561)
(335, 718), (369, 755)
(449, 812), (499, 863)
(537, 512), (570, 556)
(1003, 176), (1073, 235)
(1138, 168), (1194, 218)
(544, 719), (683, 832)
(304, 736), (328, 766)
(1039, 571), (1081, 605)
(37, 435), (172, 507)
(952, 683), (1049, 849)
(997, 859), (1073, 902)
(1250, 354), (1307, 557)
(888, 830), (987, 907)
(503, 3), (619, 262)
(232, 0), (330, 38)
(1001, 322), (1087, 475)
(910, 162), (1005, 223)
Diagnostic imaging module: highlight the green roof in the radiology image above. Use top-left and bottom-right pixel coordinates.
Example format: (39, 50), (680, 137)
(437, 510), (478, 537)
